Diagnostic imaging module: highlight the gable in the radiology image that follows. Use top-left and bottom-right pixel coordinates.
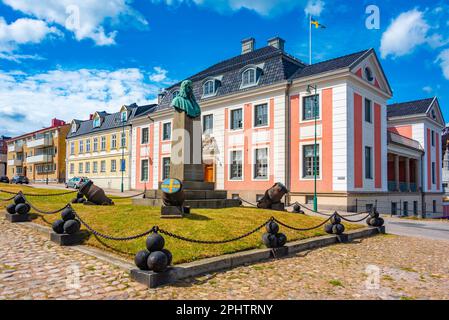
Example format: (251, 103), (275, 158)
(427, 98), (445, 126)
(351, 50), (392, 96)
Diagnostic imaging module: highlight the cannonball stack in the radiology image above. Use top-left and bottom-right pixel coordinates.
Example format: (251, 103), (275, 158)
(52, 206), (81, 235)
(6, 193), (31, 216)
(134, 233), (172, 273)
(366, 208), (384, 227)
(292, 204), (305, 214)
(71, 192), (86, 204)
(324, 213), (345, 235)
(262, 221), (287, 248)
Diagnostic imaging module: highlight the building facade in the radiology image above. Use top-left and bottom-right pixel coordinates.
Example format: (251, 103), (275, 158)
(66, 104), (155, 191)
(0, 136), (11, 176)
(6, 119), (69, 183)
(129, 37), (444, 217)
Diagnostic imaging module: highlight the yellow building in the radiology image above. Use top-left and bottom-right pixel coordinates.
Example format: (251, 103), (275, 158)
(66, 104), (155, 191)
(6, 119), (69, 183)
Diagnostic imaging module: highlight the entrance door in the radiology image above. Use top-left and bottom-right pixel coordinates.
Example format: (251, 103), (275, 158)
(204, 164), (215, 182)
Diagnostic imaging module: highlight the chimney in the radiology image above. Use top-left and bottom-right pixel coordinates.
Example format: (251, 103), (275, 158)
(268, 37), (285, 51)
(241, 37), (255, 55)
(51, 118), (66, 127)
(89, 114), (94, 120)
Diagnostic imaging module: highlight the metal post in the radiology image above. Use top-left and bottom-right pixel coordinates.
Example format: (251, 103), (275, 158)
(309, 14), (312, 65)
(121, 121), (125, 193)
(313, 87), (318, 212)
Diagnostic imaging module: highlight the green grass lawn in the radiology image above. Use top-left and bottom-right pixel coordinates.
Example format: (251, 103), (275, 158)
(0, 184), (361, 264)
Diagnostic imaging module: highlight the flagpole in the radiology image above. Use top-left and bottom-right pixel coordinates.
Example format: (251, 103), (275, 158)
(309, 14), (312, 65)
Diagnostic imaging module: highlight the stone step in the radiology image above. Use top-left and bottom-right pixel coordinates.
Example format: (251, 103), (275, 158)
(133, 198), (241, 209)
(157, 181), (215, 191)
(144, 189), (227, 200)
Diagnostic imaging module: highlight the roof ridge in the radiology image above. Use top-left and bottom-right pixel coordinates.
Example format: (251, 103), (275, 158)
(309, 49), (370, 67)
(387, 97), (435, 107)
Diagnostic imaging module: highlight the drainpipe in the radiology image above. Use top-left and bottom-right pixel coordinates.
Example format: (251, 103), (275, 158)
(420, 153), (425, 218)
(285, 80), (292, 205)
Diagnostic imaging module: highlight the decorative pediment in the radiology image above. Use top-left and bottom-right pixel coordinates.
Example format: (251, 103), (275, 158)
(427, 98), (445, 126)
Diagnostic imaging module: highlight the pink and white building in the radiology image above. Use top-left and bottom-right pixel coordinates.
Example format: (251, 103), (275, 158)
(130, 37), (445, 217)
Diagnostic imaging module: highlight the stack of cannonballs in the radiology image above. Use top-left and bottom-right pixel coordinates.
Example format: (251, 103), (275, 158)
(325, 213), (345, 235)
(52, 206), (81, 235)
(6, 193), (30, 216)
(71, 192), (86, 204)
(134, 233), (172, 273)
(262, 221), (287, 248)
(292, 203), (305, 214)
(366, 209), (384, 227)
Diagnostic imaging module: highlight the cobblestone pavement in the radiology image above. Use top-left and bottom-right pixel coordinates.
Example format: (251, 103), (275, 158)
(1, 217), (448, 300)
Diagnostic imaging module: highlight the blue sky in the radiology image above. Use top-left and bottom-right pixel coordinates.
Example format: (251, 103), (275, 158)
(0, 0), (448, 137)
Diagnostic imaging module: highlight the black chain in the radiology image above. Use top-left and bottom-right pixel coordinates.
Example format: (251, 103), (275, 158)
(26, 200), (70, 215)
(0, 195), (16, 202)
(157, 218), (273, 244)
(0, 189), (76, 197)
(73, 210), (155, 241)
(238, 197), (258, 207)
(288, 201), (370, 217)
(273, 214), (334, 231)
(109, 191), (146, 200)
(338, 212), (371, 223)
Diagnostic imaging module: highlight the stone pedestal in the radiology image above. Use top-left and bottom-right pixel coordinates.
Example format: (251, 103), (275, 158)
(170, 111), (203, 182)
(50, 232), (85, 246)
(5, 213), (30, 223)
(161, 206), (190, 218)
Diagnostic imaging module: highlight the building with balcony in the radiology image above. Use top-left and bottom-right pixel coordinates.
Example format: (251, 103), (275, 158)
(0, 136), (11, 176)
(6, 119), (70, 183)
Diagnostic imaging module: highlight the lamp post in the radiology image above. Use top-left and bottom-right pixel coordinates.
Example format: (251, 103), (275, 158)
(307, 84), (318, 211)
(115, 117), (126, 193)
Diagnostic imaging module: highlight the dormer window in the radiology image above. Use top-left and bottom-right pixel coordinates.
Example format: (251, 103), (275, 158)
(364, 67), (374, 82)
(242, 68), (256, 87)
(93, 117), (101, 128)
(203, 80), (216, 97)
(71, 122), (77, 133)
(121, 111), (127, 122)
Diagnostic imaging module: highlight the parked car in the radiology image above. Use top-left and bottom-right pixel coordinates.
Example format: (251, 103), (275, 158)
(65, 177), (90, 189)
(11, 175), (29, 184)
(0, 176), (9, 183)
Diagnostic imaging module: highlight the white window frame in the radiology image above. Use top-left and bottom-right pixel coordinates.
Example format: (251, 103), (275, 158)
(162, 121), (172, 141)
(120, 132), (126, 148)
(93, 161), (98, 173)
(79, 140), (84, 153)
(229, 107), (244, 131)
(202, 80), (216, 98)
(93, 137), (98, 152)
(253, 102), (270, 128)
(299, 142), (322, 181)
(85, 162), (90, 174)
(71, 123), (77, 133)
(364, 98), (372, 124)
(70, 163), (74, 174)
(100, 136), (106, 151)
(100, 160), (106, 173)
(161, 157), (171, 180)
(121, 111), (127, 122)
(228, 148), (244, 181)
(241, 67), (258, 88)
(141, 127), (149, 144)
(301, 93), (322, 123)
(70, 142), (75, 155)
(365, 146), (373, 180)
(252, 146), (270, 181)
(140, 158), (149, 182)
(93, 117), (101, 128)
(111, 159), (117, 172)
(202, 113), (214, 134)
(111, 134), (117, 149)
(78, 163), (83, 174)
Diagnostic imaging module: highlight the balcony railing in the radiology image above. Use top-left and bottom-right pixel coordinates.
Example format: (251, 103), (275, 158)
(26, 154), (52, 164)
(27, 137), (53, 149)
(7, 144), (23, 152)
(7, 159), (22, 166)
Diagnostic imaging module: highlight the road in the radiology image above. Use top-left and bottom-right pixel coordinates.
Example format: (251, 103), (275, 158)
(383, 217), (449, 241)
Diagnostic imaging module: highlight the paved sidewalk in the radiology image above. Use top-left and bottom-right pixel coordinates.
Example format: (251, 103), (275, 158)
(28, 183), (142, 198)
(1, 217), (448, 300)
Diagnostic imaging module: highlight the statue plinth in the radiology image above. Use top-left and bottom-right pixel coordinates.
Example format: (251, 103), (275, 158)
(170, 111), (203, 182)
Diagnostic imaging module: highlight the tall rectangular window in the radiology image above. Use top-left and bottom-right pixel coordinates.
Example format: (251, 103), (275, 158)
(302, 95), (319, 121)
(162, 157), (170, 180)
(254, 148), (268, 179)
(432, 162), (436, 184)
(101, 136), (106, 151)
(162, 123), (171, 141)
(254, 103), (268, 127)
(230, 109), (243, 130)
(141, 159), (149, 181)
(79, 140), (84, 153)
(365, 146), (373, 179)
(100, 160), (106, 173)
(431, 130), (435, 146)
(93, 138), (98, 151)
(230, 150), (243, 180)
(111, 160), (116, 172)
(203, 114), (214, 133)
(141, 128), (149, 144)
(302, 144), (320, 178)
(70, 163), (74, 174)
(70, 142), (74, 155)
(85, 162), (90, 173)
(111, 134), (117, 149)
(86, 139), (91, 152)
(365, 98), (372, 123)
(121, 132), (126, 148)
(78, 163), (83, 174)
(93, 161), (98, 173)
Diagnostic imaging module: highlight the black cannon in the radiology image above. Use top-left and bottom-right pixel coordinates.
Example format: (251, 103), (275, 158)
(79, 180), (114, 205)
(257, 182), (288, 211)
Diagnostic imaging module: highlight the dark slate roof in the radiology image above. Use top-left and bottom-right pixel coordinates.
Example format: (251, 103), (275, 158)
(289, 49), (369, 80)
(67, 104), (157, 138)
(387, 98), (435, 118)
(156, 46), (374, 113)
(157, 46), (306, 111)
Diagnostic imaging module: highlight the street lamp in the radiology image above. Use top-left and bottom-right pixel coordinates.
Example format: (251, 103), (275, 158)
(307, 84), (318, 212)
(115, 116), (126, 193)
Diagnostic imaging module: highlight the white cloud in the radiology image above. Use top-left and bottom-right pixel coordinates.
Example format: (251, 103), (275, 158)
(2, 0), (147, 46)
(304, 0), (325, 17)
(0, 68), (161, 136)
(436, 49), (449, 80)
(380, 9), (429, 59)
(0, 17), (60, 44)
(149, 66), (168, 82)
(422, 86), (433, 93)
(152, 0), (304, 16)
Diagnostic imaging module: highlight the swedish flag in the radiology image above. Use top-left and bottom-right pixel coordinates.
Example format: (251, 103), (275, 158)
(311, 19), (326, 29)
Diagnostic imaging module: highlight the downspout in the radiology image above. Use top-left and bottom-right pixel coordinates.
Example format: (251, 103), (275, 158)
(285, 80), (292, 205)
(420, 153), (425, 218)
